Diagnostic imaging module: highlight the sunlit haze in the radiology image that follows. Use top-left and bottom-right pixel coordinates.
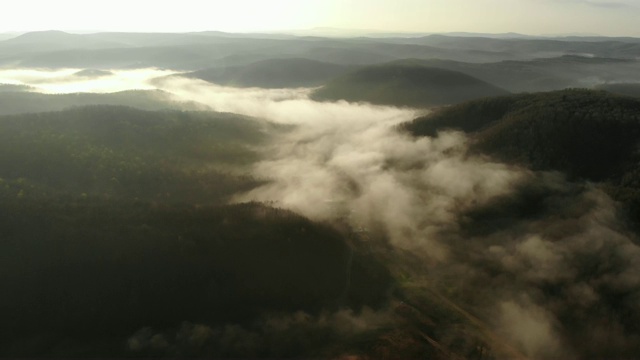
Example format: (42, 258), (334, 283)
(1, 0), (640, 36)
(4, 0), (640, 357)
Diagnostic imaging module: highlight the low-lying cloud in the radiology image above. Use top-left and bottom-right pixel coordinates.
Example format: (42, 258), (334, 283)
(0, 68), (176, 93)
(150, 76), (526, 260)
(9, 69), (640, 358)
(127, 308), (393, 358)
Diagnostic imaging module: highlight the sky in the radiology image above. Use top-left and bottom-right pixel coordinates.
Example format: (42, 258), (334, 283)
(0, 0), (639, 36)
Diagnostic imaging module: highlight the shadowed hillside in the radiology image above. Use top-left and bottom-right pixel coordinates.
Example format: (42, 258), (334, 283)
(404, 89), (640, 180)
(0, 90), (208, 116)
(403, 89), (640, 229)
(311, 63), (509, 107)
(0, 83), (33, 92)
(5, 30), (640, 358)
(0, 198), (393, 357)
(183, 58), (355, 88)
(0, 106), (277, 202)
(597, 82), (640, 98)
(393, 56), (640, 93)
(0, 105), (394, 357)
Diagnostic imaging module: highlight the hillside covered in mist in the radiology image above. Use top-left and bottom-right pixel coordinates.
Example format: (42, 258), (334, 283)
(3, 30), (640, 359)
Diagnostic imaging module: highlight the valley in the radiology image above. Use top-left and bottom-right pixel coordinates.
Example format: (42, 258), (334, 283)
(2, 28), (640, 359)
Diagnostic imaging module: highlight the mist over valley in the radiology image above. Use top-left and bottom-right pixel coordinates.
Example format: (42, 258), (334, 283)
(3, 23), (640, 359)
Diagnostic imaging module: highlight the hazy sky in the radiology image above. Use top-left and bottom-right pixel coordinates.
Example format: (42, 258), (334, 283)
(1, 0), (639, 36)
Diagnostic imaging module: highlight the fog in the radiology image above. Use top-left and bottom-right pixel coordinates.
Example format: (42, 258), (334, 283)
(9, 69), (640, 358)
(150, 76), (525, 261)
(157, 74), (640, 358)
(0, 68), (176, 93)
(127, 308), (394, 357)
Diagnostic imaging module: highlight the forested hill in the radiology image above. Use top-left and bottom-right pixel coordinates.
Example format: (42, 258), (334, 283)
(0, 106), (277, 203)
(0, 105), (394, 357)
(391, 56), (640, 93)
(0, 104), (516, 359)
(0, 198), (393, 357)
(0, 90), (207, 116)
(182, 58), (354, 88)
(404, 89), (640, 181)
(311, 63), (509, 107)
(403, 89), (640, 228)
(597, 83), (640, 98)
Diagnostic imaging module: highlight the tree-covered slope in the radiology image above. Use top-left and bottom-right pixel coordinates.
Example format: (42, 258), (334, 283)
(404, 89), (640, 228)
(0, 197), (393, 357)
(311, 63), (509, 107)
(0, 104), (517, 359)
(397, 56), (640, 93)
(0, 83), (34, 92)
(0, 105), (394, 357)
(0, 106), (277, 203)
(0, 90), (207, 116)
(404, 89), (640, 180)
(597, 82), (640, 98)
(183, 58), (354, 88)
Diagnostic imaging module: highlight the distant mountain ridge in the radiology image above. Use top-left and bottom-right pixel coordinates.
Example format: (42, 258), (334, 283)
(1, 30), (124, 50)
(5, 30), (76, 43)
(392, 56), (640, 93)
(2, 30), (640, 70)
